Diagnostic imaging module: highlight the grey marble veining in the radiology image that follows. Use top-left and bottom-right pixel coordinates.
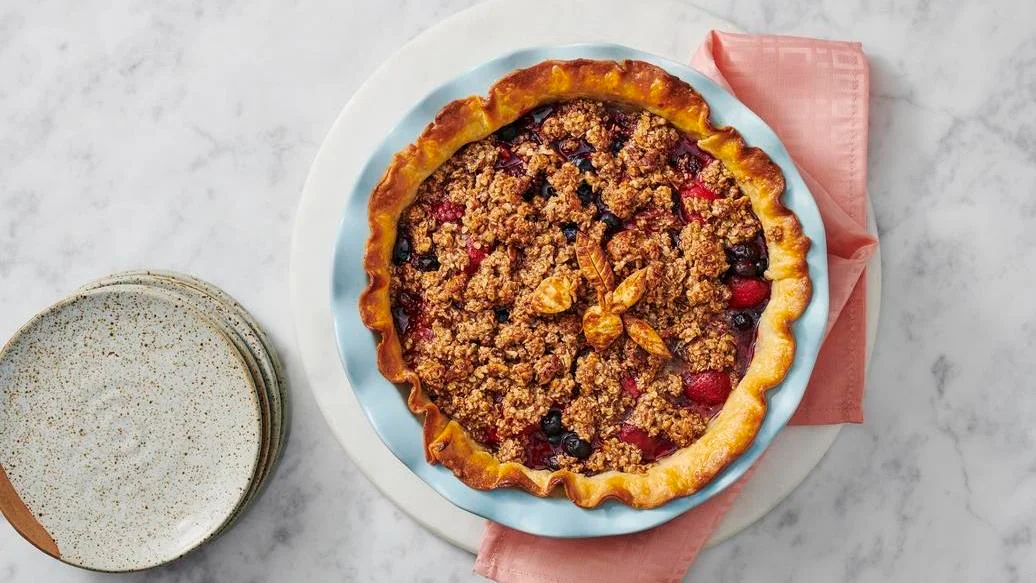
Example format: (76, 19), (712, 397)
(0, 0), (1033, 581)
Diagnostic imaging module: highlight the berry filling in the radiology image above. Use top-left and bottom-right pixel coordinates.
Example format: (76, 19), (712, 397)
(681, 371), (732, 405)
(557, 137), (595, 163)
(391, 99), (773, 474)
(494, 145), (525, 175)
(414, 254), (440, 272)
(521, 410), (596, 468)
(464, 239), (490, 275)
(671, 135), (714, 175)
(431, 199), (465, 224)
(728, 276), (770, 309)
(392, 232), (412, 265)
(620, 374), (641, 399)
(617, 425), (677, 462)
(393, 291), (432, 341)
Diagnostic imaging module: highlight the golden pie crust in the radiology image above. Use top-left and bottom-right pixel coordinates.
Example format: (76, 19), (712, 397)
(359, 59), (811, 508)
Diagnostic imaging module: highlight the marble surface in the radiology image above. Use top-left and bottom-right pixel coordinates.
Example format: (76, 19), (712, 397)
(0, 0), (1032, 581)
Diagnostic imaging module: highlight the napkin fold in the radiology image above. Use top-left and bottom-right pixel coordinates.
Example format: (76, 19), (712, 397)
(476, 31), (878, 583)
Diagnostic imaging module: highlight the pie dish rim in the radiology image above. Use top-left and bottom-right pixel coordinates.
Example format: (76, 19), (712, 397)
(358, 56), (813, 508)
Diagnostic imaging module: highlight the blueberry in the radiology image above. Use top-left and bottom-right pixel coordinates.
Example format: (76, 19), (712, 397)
(547, 433), (564, 446)
(728, 243), (760, 262)
(494, 307), (510, 323)
(561, 222), (578, 242)
(611, 137), (626, 154)
(496, 123), (520, 142)
(391, 305), (410, 333)
(392, 234), (412, 265)
(575, 156), (594, 173)
(733, 259), (758, 277)
(546, 455), (560, 471)
(522, 185), (536, 201)
(415, 254), (440, 271)
(576, 182), (594, 205)
(731, 311), (754, 331)
(530, 105), (554, 125)
(755, 257), (768, 275)
(599, 211), (623, 234)
(540, 182), (556, 198)
(562, 433), (592, 460)
(540, 409), (564, 436)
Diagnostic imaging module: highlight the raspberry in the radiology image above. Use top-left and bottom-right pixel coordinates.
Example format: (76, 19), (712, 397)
(728, 276), (770, 308)
(680, 182), (720, 201)
(620, 374), (641, 399)
(432, 200), (465, 223)
(678, 182), (718, 223)
(464, 239), (490, 275)
(617, 425), (677, 461)
(681, 371), (732, 405)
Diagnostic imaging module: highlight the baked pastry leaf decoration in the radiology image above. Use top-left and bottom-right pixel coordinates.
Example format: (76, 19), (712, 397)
(531, 275), (576, 314)
(609, 267), (650, 313)
(583, 304), (624, 350)
(576, 241), (668, 355)
(624, 316), (672, 358)
(575, 232), (614, 301)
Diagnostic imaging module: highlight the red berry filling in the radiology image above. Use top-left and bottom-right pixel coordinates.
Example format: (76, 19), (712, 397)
(484, 427), (501, 446)
(620, 374), (641, 399)
(556, 137), (595, 162)
(432, 200), (465, 223)
(617, 425), (677, 462)
(464, 239), (490, 275)
(728, 276), (771, 309)
(494, 145), (525, 175)
(681, 371), (732, 405)
(671, 136), (714, 175)
(524, 434), (555, 469)
(393, 291), (433, 340)
(681, 182), (720, 202)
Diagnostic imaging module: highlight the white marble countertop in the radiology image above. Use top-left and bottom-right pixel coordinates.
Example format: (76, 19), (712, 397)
(1, 0), (1032, 581)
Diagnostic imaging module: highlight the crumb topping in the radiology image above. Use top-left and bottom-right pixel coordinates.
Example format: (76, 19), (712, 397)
(389, 99), (769, 474)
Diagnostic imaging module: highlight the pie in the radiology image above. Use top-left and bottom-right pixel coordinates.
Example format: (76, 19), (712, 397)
(359, 59), (811, 508)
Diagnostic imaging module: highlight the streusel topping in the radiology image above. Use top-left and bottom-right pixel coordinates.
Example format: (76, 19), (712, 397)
(389, 99), (770, 474)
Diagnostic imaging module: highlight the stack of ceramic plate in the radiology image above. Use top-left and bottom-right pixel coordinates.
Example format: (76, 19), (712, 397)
(0, 271), (286, 572)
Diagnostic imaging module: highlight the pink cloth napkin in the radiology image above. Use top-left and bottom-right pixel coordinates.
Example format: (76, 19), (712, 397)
(475, 31), (878, 583)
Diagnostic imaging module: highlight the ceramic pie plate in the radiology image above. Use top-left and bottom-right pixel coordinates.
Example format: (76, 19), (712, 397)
(292, 0), (876, 548)
(0, 284), (263, 572)
(330, 44), (828, 537)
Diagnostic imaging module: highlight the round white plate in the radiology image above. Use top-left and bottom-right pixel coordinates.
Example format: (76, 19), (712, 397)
(290, 0), (881, 552)
(78, 271), (287, 521)
(0, 285), (262, 571)
(80, 273), (286, 472)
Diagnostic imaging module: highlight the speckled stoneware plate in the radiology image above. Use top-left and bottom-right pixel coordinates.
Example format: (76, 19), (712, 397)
(78, 271), (288, 512)
(328, 44), (830, 537)
(78, 273), (283, 531)
(0, 285), (263, 572)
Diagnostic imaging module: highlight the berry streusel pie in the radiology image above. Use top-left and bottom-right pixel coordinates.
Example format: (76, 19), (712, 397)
(360, 59), (811, 508)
